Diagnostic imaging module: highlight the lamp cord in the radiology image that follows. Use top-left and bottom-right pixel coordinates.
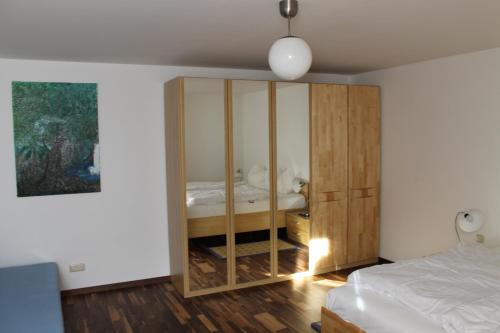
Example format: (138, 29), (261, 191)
(455, 212), (462, 242)
(287, 16), (291, 36)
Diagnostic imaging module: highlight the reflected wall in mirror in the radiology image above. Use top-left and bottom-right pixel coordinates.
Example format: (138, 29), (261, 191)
(231, 80), (272, 284)
(184, 78), (228, 291)
(276, 82), (310, 277)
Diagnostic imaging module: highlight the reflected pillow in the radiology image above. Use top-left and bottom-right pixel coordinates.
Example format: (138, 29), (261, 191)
(247, 165), (269, 190)
(278, 167), (295, 194)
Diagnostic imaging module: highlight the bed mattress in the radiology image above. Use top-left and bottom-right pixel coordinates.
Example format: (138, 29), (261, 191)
(187, 192), (305, 219)
(329, 244), (500, 333)
(326, 286), (445, 333)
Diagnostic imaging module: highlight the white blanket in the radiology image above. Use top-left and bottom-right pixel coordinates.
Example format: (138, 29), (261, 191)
(186, 181), (269, 207)
(186, 181), (225, 191)
(347, 243), (500, 333)
(326, 286), (445, 333)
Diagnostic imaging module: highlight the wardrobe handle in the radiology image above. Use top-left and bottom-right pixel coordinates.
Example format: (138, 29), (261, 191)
(316, 191), (346, 202)
(351, 188), (377, 199)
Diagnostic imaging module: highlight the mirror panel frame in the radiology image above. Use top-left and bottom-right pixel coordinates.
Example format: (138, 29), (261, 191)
(182, 77), (232, 294)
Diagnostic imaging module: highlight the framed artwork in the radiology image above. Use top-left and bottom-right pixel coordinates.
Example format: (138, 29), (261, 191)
(12, 81), (101, 197)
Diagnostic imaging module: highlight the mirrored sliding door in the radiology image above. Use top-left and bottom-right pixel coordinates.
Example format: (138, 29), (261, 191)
(231, 80), (272, 284)
(276, 82), (310, 276)
(184, 78), (228, 291)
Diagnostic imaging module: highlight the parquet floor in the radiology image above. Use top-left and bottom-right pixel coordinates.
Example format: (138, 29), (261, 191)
(62, 265), (373, 333)
(189, 240), (309, 291)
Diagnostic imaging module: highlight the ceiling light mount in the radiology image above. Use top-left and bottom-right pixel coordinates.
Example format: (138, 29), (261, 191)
(279, 0), (298, 19)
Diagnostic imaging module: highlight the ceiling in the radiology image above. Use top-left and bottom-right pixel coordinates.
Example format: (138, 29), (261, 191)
(1, 0), (500, 74)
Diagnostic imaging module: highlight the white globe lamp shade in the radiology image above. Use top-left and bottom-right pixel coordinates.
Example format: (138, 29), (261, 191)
(268, 36), (312, 80)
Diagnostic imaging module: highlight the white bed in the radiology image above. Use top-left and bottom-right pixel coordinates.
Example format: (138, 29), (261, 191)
(186, 181), (306, 219)
(326, 285), (444, 333)
(325, 243), (500, 333)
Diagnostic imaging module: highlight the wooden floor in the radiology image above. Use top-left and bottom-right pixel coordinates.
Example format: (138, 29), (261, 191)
(189, 239), (309, 290)
(62, 265), (373, 333)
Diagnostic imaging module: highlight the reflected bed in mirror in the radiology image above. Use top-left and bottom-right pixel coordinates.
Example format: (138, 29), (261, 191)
(186, 179), (306, 238)
(186, 176), (308, 277)
(185, 78), (311, 291)
(186, 177), (310, 283)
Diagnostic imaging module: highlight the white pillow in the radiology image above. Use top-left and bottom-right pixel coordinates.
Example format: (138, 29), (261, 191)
(277, 168), (295, 194)
(247, 165), (269, 190)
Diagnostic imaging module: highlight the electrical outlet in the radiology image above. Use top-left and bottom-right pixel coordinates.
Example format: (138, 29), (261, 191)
(69, 263), (85, 272)
(476, 234), (485, 244)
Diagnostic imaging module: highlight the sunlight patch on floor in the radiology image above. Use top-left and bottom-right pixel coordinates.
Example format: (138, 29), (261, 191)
(313, 279), (346, 288)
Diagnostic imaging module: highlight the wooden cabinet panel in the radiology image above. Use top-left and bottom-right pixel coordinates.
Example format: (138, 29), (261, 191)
(310, 84), (349, 271)
(286, 212), (310, 246)
(348, 86), (380, 189)
(348, 196), (379, 263)
(322, 307), (366, 333)
(310, 200), (348, 270)
(165, 78), (186, 295)
(348, 85), (380, 264)
(311, 84), (348, 194)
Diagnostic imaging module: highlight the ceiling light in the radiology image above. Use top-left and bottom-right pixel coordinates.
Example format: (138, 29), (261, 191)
(268, 0), (312, 81)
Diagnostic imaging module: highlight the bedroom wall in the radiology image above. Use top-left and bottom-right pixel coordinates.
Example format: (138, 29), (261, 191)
(0, 57), (349, 290)
(276, 84), (309, 181)
(231, 84), (310, 183)
(352, 47), (500, 261)
(239, 89), (270, 177)
(184, 91), (226, 182)
(181, 83), (310, 183)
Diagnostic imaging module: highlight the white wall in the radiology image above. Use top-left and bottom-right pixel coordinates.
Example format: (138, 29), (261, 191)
(276, 83), (310, 181)
(0, 58), (348, 290)
(238, 88), (270, 177)
(184, 81), (226, 181)
(185, 93), (226, 181)
(352, 47), (500, 261)
(231, 83), (310, 183)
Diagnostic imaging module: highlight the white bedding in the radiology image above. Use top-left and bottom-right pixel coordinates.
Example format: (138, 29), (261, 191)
(326, 285), (445, 333)
(337, 243), (500, 333)
(186, 181), (306, 218)
(186, 181), (267, 207)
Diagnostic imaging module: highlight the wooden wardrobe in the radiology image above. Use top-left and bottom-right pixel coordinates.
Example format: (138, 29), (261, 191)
(165, 77), (380, 297)
(309, 84), (380, 273)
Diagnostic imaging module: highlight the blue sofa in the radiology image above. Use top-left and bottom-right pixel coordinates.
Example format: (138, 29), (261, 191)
(0, 262), (64, 333)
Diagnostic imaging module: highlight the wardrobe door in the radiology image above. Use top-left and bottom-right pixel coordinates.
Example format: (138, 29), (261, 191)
(275, 82), (310, 276)
(231, 80), (272, 284)
(310, 84), (348, 272)
(348, 86), (380, 263)
(183, 78), (229, 292)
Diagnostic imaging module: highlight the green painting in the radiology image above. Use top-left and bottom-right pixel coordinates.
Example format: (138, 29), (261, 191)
(12, 82), (100, 197)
